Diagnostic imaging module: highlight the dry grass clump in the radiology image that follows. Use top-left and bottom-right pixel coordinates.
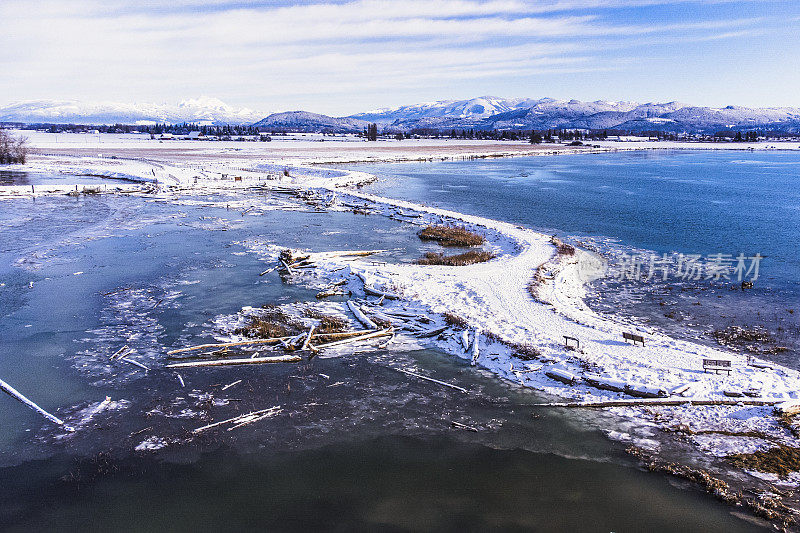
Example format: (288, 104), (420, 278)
(628, 445), (798, 529)
(779, 414), (800, 439)
(511, 343), (541, 361)
(481, 330), (541, 360)
(710, 325), (787, 354)
(627, 446), (737, 503)
(418, 225), (485, 247)
(303, 308), (349, 333)
(712, 325), (771, 345)
(557, 242), (575, 255)
(550, 236), (575, 256)
(415, 250), (494, 266)
(442, 312), (470, 329)
(527, 264), (548, 300)
(236, 306), (353, 339)
(279, 249), (294, 263)
(371, 316), (394, 329)
(235, 307), (304, 339)
(727, 445), (800, 478)
(667, 426), (771, 440)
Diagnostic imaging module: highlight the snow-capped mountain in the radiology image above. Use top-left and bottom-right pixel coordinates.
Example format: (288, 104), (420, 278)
(352, 97), (641, 128)
(0, 97), (263, 125)
(346, 96), (800, 132)
(481, 100), (684, 130)
(352, 96), (539, 123)
(252, 111), (370, 133)
(4, 95), (800, 133)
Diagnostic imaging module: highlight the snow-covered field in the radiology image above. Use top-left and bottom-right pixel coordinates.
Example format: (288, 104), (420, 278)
(10, 130), (800, 169)
(4, 136), (800, 493)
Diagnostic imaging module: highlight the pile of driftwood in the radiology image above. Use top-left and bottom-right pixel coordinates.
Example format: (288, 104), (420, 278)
(258, 249), (315, 278)
(355, 300), (451, 338)
(263, 186), (328, 209)
(109, 345), (150, 372)
(166, 326), (394, 368)
(266, 186), (435, 227)
(260, 249), (382, 281)
(164, 290), (462, 370)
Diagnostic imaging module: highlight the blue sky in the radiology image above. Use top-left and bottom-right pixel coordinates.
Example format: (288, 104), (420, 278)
(1, 0), (798, 115)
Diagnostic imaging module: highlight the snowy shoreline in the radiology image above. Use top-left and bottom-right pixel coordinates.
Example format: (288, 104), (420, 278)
(234, 164), (800, 511)
(4, 145), (800, 515)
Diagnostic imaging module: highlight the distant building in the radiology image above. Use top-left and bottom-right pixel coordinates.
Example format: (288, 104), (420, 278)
(160, 133), (174, 140)
(187, 131), (202, 140)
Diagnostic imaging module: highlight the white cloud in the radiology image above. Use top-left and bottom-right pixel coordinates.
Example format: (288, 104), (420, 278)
(0, 0), (788, 113)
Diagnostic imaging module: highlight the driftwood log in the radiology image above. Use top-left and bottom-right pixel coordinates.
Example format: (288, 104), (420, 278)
(121, 357), (150, 371)
(470, 329), (480, 366)
(168, 329), (380, 357)
(364, 285), (400, 300)
(416, 325), (449, 338)
(461, 330), (471, 352)
(167, 355), (302, 368)
(347, 300), (378, 329)
(533, 398), (784, 409)
(192, 406), (281, 434)
(315, 328), (393, 349)
(395, 368), (468, 393)
(109, 345), (131, 360)
(0, 377), (68, 427)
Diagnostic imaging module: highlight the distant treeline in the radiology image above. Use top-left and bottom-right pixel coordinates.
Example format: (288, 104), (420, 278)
(0, 130), (27, 164)
(2, 122), (794, 143)
(405, 128), (772, 143)
(8, 122), (263, 137)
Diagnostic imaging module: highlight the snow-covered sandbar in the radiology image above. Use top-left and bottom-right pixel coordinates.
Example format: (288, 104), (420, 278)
(4, 137), (800, 521)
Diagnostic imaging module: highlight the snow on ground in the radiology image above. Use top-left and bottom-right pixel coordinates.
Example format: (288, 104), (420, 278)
(12, 129), (800, 160)
(268, 164), (800, 476)
(5, 137), (800, 484)
(308, 187), (800, 407)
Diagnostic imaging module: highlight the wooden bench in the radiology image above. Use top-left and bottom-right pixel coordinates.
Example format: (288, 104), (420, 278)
(622, 332), (645, 346)
(746, 355), (773, 369)
(563, 336), (580, 350)
(703, 359), (732, 375)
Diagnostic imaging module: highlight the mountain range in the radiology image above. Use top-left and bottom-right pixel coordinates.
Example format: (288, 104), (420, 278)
(348, 97), (800, 133)
(3, 96), (800, 133)
(0, 97), (262, 126)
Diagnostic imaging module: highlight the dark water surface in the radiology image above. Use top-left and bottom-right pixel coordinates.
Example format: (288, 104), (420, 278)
(0, 438), (761, 532)
(0, 183), (767, 531)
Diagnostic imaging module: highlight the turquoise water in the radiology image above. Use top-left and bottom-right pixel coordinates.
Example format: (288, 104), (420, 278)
(0, 182), (766, 531)
(351, 150), (800, 365)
